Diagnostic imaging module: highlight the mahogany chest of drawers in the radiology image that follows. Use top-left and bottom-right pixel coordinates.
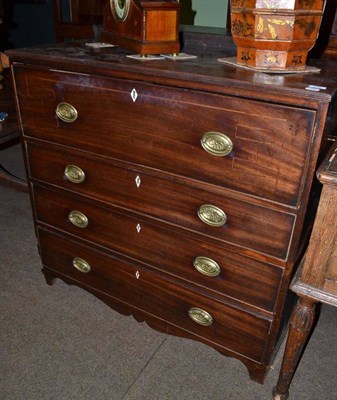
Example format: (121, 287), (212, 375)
(7, 43), (337, 384)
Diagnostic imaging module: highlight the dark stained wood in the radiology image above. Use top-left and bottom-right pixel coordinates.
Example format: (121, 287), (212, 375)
(32, 184), (283, 312)
(7, 41), (337, 387)
(38, 228), (271, 362)
(15, 67), (316, 206)
(6, 43), (337, 106)
(40, 260), (269, 384)
(273, 141), (337, 400)
(27, 142), (295, 259)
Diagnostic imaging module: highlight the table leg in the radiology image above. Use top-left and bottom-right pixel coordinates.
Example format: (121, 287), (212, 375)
(0, 164), (28, 192)
(273, 297), (317, 400)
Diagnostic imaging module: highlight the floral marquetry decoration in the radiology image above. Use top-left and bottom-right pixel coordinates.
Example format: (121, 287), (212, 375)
(230, 0), (327, 70)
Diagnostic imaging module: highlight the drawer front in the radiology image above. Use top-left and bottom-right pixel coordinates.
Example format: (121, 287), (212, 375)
(38, 228), (271, 362)
(16, 67), (315, 205)
(28, 142), (294, 259)
(34, 185), (283, 312)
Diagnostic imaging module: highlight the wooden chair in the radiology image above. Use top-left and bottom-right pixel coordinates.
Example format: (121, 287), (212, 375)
(273, 141), (337, 400)
(53, 0), (103, 42)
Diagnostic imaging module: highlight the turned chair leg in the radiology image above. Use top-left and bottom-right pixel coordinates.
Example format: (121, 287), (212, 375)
(273, 297), (317, 400)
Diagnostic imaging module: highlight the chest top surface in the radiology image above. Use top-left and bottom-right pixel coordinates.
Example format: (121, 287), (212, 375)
(6, 42), (337, 107)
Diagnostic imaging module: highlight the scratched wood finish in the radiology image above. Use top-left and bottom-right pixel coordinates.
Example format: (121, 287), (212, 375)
(7, 42), (337, 384)
(15, 67), (316, 206)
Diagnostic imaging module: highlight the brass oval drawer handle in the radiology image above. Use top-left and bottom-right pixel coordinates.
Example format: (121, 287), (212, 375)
(193, 256), (221, 277)
(201, 131), (233, 157)
(197, 204), (227, 227)
(68, 210), (89, 228)
(188, 307), (213, 326)
(64, 165), (85, 184)
(72, 257), (91, 273)
(56, 102), (78, 123)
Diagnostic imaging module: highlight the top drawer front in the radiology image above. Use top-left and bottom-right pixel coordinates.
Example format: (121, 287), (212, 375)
(16, 67), (316, 206)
